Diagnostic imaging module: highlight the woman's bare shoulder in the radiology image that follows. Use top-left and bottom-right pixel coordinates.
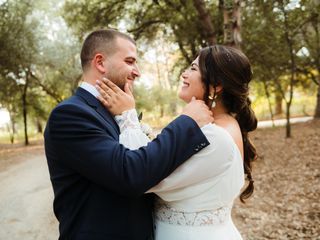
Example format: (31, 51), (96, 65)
(215, 117), (243, 158)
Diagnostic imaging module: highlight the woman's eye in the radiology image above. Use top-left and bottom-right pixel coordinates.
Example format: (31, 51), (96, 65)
(191, 67), (196, 71)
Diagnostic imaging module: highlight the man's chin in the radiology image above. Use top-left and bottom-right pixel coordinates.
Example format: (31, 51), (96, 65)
(127, 80), (134, 87)
(126, 80), (134, 91)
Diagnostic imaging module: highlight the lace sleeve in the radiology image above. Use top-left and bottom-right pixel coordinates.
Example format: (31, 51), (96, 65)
(114, 109), (151, 150)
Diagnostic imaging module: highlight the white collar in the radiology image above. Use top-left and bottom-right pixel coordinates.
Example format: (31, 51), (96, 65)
(79, 82), (100, 98)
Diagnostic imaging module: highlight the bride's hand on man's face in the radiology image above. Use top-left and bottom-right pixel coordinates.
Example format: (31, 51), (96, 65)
(95, 77), (135, 116)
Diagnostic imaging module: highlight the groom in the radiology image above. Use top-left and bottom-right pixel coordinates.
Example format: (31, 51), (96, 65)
(44, 29), (213, 240)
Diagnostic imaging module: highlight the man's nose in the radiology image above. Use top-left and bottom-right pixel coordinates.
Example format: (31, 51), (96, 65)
(132, 65), (141, 78)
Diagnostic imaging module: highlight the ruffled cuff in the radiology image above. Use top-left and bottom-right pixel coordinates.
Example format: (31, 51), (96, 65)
(114, 109), (141, 133)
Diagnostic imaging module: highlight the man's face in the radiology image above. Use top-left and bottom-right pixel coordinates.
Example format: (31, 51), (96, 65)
(104, 37), (140, 90)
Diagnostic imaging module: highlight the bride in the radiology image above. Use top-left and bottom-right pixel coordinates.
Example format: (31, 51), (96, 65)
(96, 45), (257, 239)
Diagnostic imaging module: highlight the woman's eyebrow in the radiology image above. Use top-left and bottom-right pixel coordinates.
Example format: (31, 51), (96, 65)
(191, 63), (199, 67)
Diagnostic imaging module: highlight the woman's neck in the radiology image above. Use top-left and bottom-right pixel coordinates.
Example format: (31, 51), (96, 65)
(211, 102), (229, 119)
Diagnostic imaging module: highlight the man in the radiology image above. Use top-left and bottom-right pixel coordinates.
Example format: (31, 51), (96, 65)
(44, 29), (213, 240)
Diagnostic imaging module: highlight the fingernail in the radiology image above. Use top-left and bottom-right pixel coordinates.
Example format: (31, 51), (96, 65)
(96, 80), (101, 84)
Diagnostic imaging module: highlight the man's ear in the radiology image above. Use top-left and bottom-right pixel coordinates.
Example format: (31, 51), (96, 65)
(92, 53), (106, 74)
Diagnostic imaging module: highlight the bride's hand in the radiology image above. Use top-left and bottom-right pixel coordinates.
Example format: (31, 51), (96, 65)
(95, 77), (135, 116)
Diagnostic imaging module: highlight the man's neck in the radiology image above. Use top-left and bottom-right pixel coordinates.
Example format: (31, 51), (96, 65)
(82, 71), (101, 86)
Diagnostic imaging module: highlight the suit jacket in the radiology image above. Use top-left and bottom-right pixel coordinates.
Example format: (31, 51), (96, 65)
(44, 87), (209, 240)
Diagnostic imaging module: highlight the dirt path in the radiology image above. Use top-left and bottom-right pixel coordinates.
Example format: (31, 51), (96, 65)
(0, 146), (58, 240)
(233, 119), (320, 239)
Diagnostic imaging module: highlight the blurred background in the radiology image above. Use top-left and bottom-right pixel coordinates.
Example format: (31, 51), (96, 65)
(0, 0), (319, 239)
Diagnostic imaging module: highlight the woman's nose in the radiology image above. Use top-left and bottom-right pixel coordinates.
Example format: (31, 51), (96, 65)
(181, 70), (188, 79)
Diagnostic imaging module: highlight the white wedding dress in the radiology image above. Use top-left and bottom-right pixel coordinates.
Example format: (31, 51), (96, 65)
(115, 110), (245, 240)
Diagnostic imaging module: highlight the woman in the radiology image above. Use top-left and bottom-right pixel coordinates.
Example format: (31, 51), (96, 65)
(96, 45), (257, 239)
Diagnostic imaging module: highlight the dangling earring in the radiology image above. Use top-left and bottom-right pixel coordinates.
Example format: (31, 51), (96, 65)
(208, 94), (217, 108)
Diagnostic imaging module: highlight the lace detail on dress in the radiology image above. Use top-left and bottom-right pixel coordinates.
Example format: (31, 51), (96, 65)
(114, 109), (141, 133)
(154, 200), (231, 226)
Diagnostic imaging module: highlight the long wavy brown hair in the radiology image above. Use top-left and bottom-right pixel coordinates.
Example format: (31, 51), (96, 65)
(198, 45), (258, 203)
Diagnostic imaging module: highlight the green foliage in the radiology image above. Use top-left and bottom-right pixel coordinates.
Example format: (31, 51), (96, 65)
(242, 0), (319, 124)
(0, 0), (39, 143)
(0, 0), (38, 74)
(134, 83), (180, 127)
(0, 0), (319, 142)
(0, 0), (82, 143)
(64, 0), (128, 37)
(63, 0), (222, 64)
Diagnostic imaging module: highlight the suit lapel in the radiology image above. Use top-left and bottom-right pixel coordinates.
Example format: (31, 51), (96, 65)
(75, 87), (120, 135)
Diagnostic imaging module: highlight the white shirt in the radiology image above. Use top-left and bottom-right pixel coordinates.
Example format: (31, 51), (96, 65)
(79, 82), (100, 98)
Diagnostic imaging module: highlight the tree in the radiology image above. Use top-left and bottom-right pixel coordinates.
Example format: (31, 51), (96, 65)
(297, 0), (320, 118)
(0, 75), (20, 143)
(220, 0), (242, 48)
(242, 0), (310, 137)
(63, 0), (225, 65)
(0, 0), (81, 144)
(192, 0), (217, 45)
(0, 0), (39, 145)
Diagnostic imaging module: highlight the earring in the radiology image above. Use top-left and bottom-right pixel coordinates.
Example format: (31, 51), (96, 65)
(208, 94), (217, 108)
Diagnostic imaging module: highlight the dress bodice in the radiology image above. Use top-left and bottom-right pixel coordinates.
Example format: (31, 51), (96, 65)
(149, 123), (245, 212)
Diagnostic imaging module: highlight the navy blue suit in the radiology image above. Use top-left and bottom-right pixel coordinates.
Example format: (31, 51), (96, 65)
(44, 88), (209, 240)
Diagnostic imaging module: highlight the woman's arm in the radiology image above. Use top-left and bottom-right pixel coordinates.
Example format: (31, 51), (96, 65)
(115, 109), (151, 150)
(96, 77), (151, 150)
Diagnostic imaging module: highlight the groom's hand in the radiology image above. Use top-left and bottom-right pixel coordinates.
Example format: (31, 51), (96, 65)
(182, 97), (213, 127)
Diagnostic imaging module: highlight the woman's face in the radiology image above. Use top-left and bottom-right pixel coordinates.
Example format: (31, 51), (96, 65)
(178, 57), (205, 103)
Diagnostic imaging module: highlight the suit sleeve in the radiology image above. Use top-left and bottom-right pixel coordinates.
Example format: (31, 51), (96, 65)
(147, 124), (235, 194)
(45, 103), (209, 197)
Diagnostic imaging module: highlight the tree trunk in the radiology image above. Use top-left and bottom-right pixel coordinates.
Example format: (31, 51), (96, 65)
(22, 71), (29, 145)
(222, 0), (242, 48)
(286, 102), (291, 138)
(175, 34), (193, 63)
(6, 124), (13, 144)
(275, 93), (283, 115)
(72, 74), (83, 95)
(160, 106), (164, 118)
(263, 81), (275, 126)
(36, 118), (43, 134)
(6, 105), (17, 144)
(192, 0), (216, 45)
(155, 52), (162, 87)
(315, 76), (320, 118)
(312, 10), (320, 118)
(10, 117), (15, 144)
(281, 2), (295, 138)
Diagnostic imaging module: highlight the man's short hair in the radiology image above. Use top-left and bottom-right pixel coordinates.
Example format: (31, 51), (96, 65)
(80, 29), (135, 70)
